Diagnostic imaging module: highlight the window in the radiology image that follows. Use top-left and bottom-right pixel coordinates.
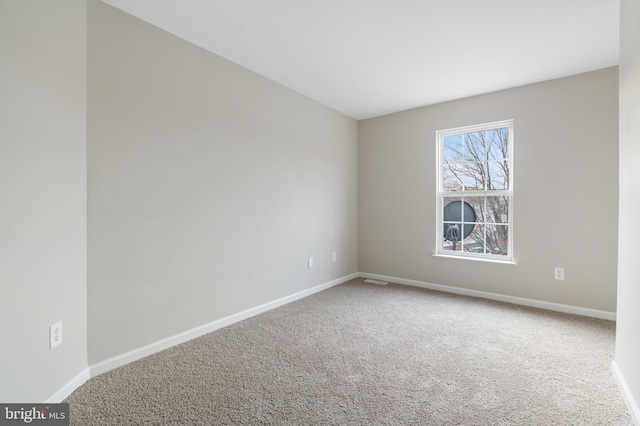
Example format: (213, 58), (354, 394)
(436, 120), (513, 261)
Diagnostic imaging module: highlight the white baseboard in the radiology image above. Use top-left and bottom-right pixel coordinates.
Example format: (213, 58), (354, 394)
(44, 367), (90, 403)
(359, 272), (616, 321)
(612, 361), (640, 425)
(90, 273), (359, 378)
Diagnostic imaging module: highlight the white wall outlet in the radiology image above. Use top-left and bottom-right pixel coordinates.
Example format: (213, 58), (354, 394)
(308, 257), (314, 269)
(332, 252), (337, 262)
(50, 322), (62, 349)
(554, 267), (565, 280)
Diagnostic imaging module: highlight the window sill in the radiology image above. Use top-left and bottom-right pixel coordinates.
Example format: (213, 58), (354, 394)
(432, 253), (517, 265)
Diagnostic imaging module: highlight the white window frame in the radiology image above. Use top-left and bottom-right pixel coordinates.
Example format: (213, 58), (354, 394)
(435, 120), (514, 262)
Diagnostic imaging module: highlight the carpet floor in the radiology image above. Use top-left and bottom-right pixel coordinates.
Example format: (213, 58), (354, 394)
(66, 278), (632, 425)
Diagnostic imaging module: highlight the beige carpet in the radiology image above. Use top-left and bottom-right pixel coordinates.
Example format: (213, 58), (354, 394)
(66, 278), (632, 425)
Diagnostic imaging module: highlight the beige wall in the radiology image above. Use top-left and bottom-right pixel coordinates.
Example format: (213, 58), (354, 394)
(615, 0), (640, 419)
(359, 68), (619, 312)
(87, 0), (358, 364)
(0, 1), (88, 402)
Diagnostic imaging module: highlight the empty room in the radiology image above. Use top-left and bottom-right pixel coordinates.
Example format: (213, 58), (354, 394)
(1, 0), (639, 424)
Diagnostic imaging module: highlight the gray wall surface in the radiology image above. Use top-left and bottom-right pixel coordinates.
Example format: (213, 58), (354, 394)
(87, 0), (358, 364)
(0, 0), (88, 402)
(616, 0), (640, 418)
(359, 68), (619, 312)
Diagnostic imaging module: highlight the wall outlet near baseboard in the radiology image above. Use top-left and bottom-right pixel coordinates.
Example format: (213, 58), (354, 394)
(554, 267), (565, 280)
(332, 252), (336, 262)
(50, 322), (62, 349)
(308, 257), (314, 269)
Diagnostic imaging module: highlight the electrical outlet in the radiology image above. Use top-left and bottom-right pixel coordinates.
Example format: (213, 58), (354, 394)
(50, 322), (62, 349)
(308, 257), (314, 269)
(332, 252), (337, 262)
(554, 267), (565, 281)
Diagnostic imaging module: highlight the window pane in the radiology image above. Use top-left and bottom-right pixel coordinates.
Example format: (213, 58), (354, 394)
(443, 162), (463, 191)
(463, 131), (485, 164)
(486, 224), (509, 255)
(486, 196), (509, 224)
(442, 238), (463, 252)
(462, 196), (484, 223)
(442, 196), (462, 216)
(443, 196), (462, 222)
(487, 161), (508, 190)
(444, 134), (463, 163)
(463, 162), (485, 190)
(487, 127), (509, 161)
(465, 224), (486, 254)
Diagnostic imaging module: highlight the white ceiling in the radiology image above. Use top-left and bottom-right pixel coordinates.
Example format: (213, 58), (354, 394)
(101, 0), (620, 120)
